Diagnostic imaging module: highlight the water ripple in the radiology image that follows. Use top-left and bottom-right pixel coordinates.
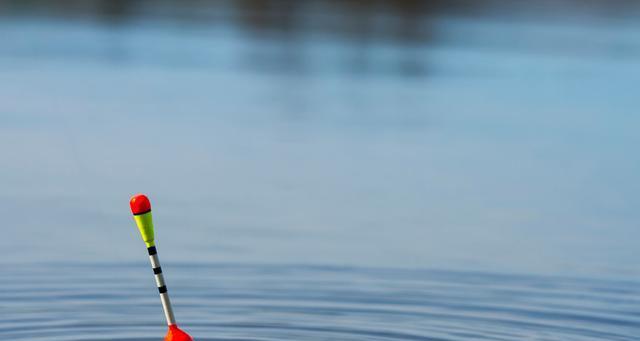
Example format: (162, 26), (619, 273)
(1, 264), (638, 341)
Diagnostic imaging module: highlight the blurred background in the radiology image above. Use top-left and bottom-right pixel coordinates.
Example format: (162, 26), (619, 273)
(3, 2), (640, 340)
(1, 0), (639, 277)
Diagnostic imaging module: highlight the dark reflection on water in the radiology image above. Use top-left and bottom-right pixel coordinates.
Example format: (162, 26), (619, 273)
(2, 0), (640, 75)
(2, 263), (640, 340)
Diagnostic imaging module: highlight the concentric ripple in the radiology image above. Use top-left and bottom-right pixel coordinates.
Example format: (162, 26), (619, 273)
(1, 263), (638, 341)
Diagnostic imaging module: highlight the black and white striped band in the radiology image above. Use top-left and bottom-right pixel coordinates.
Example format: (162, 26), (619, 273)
(146, 245), (176, 325)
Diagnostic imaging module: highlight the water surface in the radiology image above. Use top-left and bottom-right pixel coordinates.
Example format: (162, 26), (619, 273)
(2, 263), (639, 341)
(1, 1), (640, 340)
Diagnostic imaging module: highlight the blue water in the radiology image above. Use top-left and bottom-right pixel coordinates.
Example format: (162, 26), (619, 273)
(2, 263), (639, 341)
(1, 1), (640, 340)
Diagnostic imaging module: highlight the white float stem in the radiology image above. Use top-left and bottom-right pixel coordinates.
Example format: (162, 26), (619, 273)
(148, 246), (177, 326)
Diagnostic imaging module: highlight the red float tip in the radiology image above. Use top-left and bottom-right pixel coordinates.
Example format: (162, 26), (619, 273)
(165, 325), (193, 341)
(130, 194), (151, 215)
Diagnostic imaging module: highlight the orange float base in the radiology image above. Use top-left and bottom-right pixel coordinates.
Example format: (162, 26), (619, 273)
(165, 325), (193, 341)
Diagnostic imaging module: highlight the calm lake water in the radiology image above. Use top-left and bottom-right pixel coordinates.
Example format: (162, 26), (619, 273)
(1, 1), (639, 340)
(3, 263), (640, 341)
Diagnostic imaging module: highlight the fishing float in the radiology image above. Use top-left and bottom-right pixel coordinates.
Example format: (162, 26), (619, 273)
(130, 194), (194, 341)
